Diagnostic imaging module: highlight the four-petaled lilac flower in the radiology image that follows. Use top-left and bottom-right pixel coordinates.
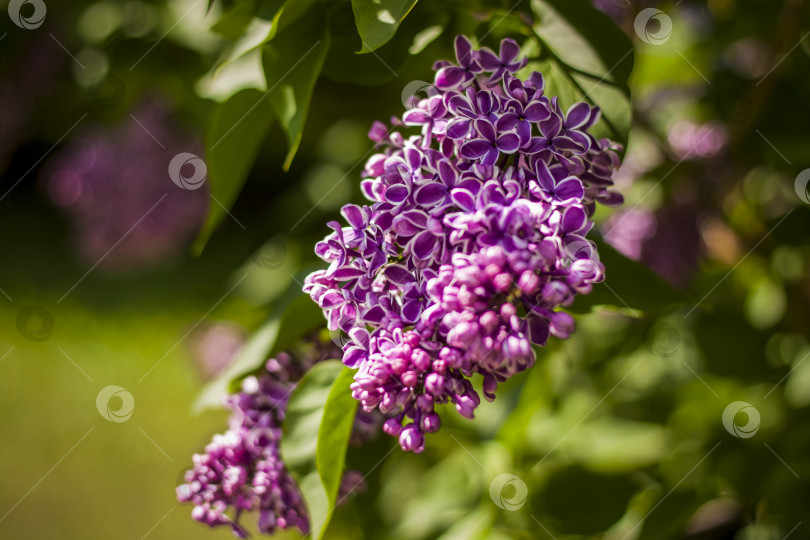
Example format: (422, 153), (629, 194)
(435, 35), (483, 90)
(477, 38), (529, 86)
(460, 119), (520, 165)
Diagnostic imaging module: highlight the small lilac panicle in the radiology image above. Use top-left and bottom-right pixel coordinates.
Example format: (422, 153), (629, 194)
(304, 35), (624, 453)
(178, 337), (372, 537)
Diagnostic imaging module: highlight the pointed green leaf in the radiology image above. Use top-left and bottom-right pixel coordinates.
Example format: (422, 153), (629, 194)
(194, 89), (273, 254)
(531, 0), (634, 145)
(316, 366), (358, 511)
(281, 361), (357, 540)
(531, 0), (633, 89)
(262, 12), (330, 169)
(351, 0), (419, 53)
(211, 0), (257, 40)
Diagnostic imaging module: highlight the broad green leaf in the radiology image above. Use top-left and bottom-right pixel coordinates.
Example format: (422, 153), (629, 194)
(267, 0), (319, 38)
(281, 361), (356, 540)
(192, 292), (324, 412)
(323, 1), (440, 86)
(569, 240), (690, 314)
(531, 0), (634, 145)
(537, 58), (632, 145)
(194, 89), (273, 254)
(211, 0), (257, 40)
(351, 0), (419, 53)
(531, 0), (633, 88)
(316, 367), (358, 511)
(262, 12), (330, 169)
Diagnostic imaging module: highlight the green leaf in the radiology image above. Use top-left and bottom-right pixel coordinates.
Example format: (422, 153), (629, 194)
(351, 0), (419, 53)
(531, 0), (634, 145)
(316, 366), (358, 510)
(281, 361), (357, 540)
(192, 292), (324, 412)
(267, 0), (319, 38)
(262, 11), (330, 169)
(211, 0), (257, 40)
(194, 89), (273, 254)
(569, 240), (690, 314)
(323, 0), (438, 86)
(531, 0), (633, 88)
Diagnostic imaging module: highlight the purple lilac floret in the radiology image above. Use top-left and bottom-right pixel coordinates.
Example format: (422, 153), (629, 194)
(177, 337), (373, 537)
(304, 35), (624, 453)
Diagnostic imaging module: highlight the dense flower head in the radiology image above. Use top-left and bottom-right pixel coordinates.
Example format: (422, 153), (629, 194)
(177, 337), (373, 537)
(304, 35), (623, 453)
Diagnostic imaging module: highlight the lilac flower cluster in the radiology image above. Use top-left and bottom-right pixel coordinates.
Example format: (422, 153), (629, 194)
(178, 338), (371, 537)
(305, 36), (623, 453)
(43, 99), (208, 273)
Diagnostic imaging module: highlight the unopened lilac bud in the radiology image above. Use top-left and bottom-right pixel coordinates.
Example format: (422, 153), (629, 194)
(518, 270), (540, 295)
(421, 412), (441, 433)
(401, 370), (418, 387)
(425, 372), (445, 396)
(493, 272), (513, 293)
(368, 121), (388, 142)
(549, 311), (575, 339)
(416, 393), (433, 411)
(383, 418), (403, 437)
(448, 321), (478, 345)
(412, 348), (431, 371)
(455, 396), (476, 419)
(399, 425), (425, 452)
(380, 393), (396, 413)
(541, 280), (568, 305)
(432, 359), (447, 374)
(388, 356), (408, 376)
(500, 302), (517, 319)
(479, 310), (499, 333)
(483, 373), (497, 401)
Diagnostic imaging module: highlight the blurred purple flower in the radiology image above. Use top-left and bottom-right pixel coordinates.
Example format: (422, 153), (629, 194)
(603, 209), (657, 260)
(667, 121), (728, 160)
(602, 203), (701, 287)
(42, 99), (208, 273)
(187, 323), (246, 381)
